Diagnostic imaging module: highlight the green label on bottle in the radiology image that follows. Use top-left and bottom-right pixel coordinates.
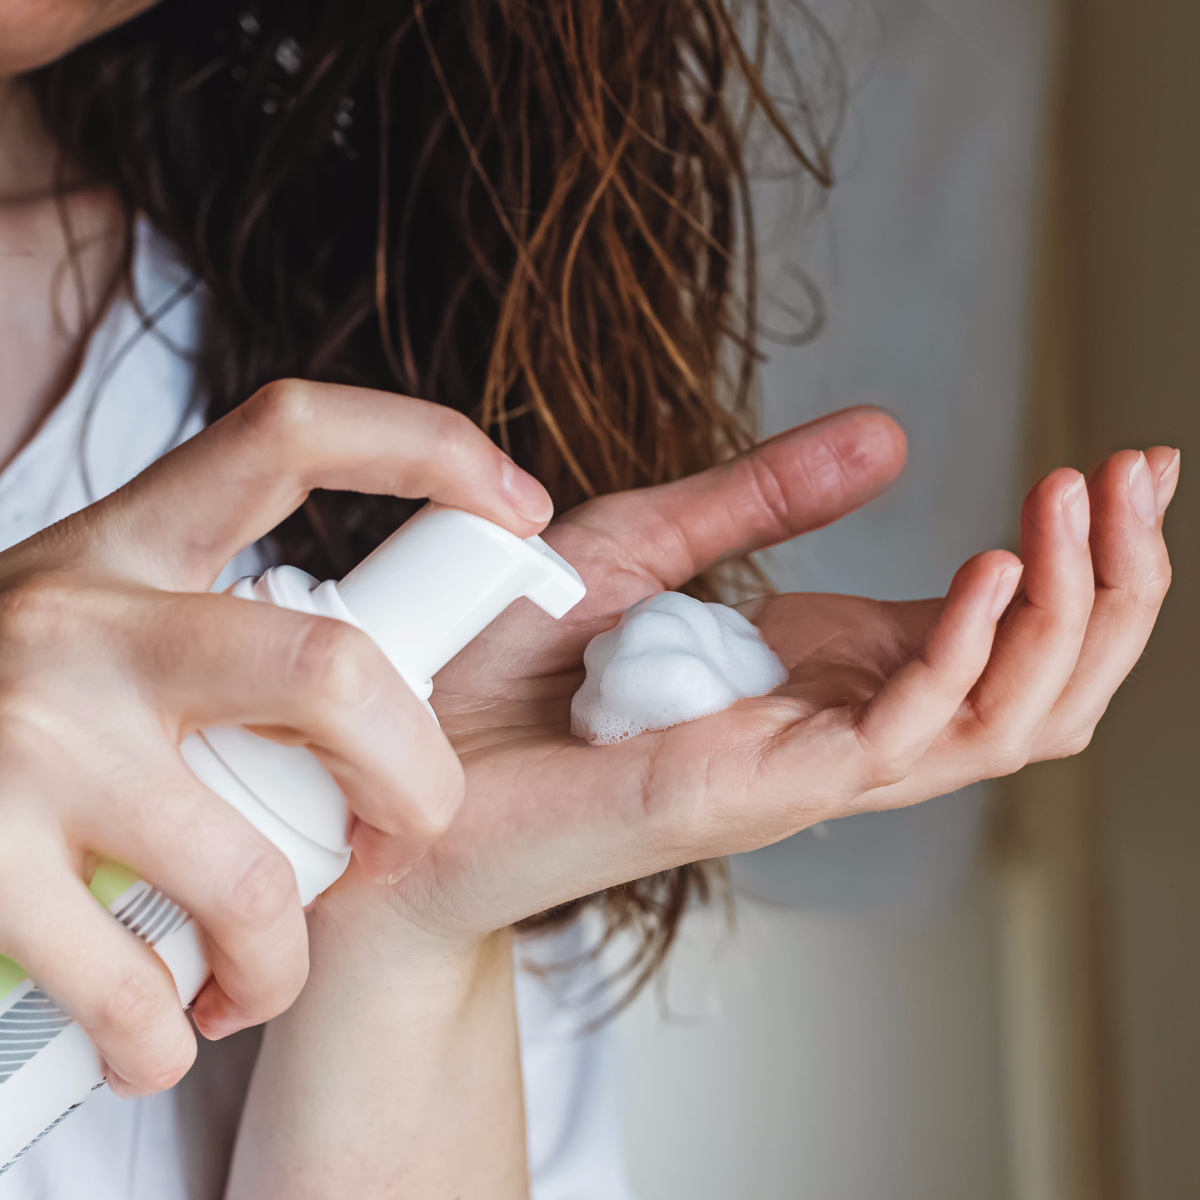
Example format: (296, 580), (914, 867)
(88, 861), (140, 909)
(0, 957), (25, 1005)
(0, 860), (143, 1003)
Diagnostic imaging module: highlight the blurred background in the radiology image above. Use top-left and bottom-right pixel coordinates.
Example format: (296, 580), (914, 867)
(607, 0), (1199, 1196)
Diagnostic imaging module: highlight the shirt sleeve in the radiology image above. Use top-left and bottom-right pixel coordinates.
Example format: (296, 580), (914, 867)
(516, 922), (636, 1200)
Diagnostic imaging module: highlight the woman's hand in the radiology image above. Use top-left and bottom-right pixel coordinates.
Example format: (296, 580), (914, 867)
(237, 404), (1174, 1198)
(0, 380), (552, 1096)
(324, 406), (1175, 942)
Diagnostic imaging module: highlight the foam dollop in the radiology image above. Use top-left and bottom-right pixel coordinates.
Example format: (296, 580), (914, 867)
(570, 591), (788, 746)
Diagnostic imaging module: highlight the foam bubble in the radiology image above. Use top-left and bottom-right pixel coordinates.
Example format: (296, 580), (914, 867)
(570, 591), (788, 746)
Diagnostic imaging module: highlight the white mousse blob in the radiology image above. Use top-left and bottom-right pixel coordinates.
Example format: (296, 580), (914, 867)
(570, 591), (788, 746)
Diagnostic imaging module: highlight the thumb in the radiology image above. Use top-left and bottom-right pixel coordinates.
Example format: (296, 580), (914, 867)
(560, 406), (907, 590)
(94, 381), (554, 591)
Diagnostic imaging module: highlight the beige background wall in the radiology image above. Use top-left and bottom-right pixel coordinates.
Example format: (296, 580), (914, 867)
(1072, 1), (1200, 1197)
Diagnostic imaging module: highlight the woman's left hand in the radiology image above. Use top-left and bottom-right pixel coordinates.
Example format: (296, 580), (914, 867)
(319, 405), (1177, 942)
(244, 404), (1173, 1197)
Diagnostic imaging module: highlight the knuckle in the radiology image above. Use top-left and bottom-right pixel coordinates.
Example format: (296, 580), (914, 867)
(221, 930), (309, 1025)
(0, 574), (80, 650)
(138, 1036), (197, 1095)
(93, 965), (174, 1049)
(878, 757), (910, 789)
(222, 843), (298, 934)
(427, 406), (480, 474)
(745, 456), (794, 539)
(988, 741), (1029, 778)
(1041, 589), (1095, 631)
(288, 619), (378, 715)
(243, 379), (316, 450)
(1050, 727), (1095, 760)
(865, 752), (910, 791)
(1143, 559), (1173, 607)
(430, 402), (476, 446)
(797, 435), (857, 512)
(231, 956), (308, 1026)
(853, 726), (911, 791)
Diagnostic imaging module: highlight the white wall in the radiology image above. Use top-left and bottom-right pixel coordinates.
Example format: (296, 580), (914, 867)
(619, 890), (1008, 1200)
(616, 0), (1055, 1194)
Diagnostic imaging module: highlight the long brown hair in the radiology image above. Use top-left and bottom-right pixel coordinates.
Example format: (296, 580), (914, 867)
(30, 0), (839, 999)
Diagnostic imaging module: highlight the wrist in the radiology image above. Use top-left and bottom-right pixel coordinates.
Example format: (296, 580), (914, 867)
(236, 886), (525, 1198)
(306, 870), (500, 999)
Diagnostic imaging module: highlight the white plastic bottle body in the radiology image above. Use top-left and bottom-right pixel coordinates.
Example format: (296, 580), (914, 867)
(0, 506), (585, 1172)
(0, 875), (206, 1171)
(0, 573), (353, 1174)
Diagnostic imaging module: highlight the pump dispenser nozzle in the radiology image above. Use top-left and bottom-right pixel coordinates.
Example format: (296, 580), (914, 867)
(337, 505), (585, 700)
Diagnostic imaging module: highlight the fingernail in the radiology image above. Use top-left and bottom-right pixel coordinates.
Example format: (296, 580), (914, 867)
(990, 564), (1023, 621)
(501, 458), (553, 524)
(204, 1019), (245, 1042)
(1062, 474), (1090, 544)
(1128, 453), (1157, 526)
(190, 1000), (240, 1042)
(1155, 449), (1181, 516)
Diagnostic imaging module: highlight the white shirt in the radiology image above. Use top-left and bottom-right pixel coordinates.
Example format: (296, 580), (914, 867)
(0, 220), (631, 1200)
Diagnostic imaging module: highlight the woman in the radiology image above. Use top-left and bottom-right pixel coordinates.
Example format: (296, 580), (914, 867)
(0, 0), (1179, 1196)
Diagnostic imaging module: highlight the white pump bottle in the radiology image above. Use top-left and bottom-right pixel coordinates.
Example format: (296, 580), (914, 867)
(0, 505), (585, 1171)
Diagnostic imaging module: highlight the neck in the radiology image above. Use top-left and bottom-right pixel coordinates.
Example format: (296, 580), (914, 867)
(0, 75), (127, 476)
(0, 76), (60, 202)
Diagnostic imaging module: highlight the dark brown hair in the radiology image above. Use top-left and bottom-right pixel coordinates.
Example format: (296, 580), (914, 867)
(30, 0), (838, 1000)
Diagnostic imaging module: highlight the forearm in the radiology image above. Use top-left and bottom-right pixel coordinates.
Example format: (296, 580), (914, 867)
(226, 902), (528, 1199)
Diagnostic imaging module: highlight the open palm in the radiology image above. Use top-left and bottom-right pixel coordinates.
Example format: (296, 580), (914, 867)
(374, 408), (1175, 939)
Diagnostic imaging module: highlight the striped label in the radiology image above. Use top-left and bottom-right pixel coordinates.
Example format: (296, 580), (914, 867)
(0, 880), (190, 1076)
(0, 987), (74, 1085)
(2, 1098), (91, 1169)
(110, 882), (190, 948)
(0, 879), (192, 1173)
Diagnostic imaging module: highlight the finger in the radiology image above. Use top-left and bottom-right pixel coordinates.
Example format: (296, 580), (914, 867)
(963, 468), (1096, 757)
(136, 592), (464, 878)
(1035, 447), (1177, 757)
(69, 756), (310, 1043)
(98, 382), (554, 589)
(0, 823), (195, 1097)
(744, 591), (944, 681)
(853, 550), (1022, 781)
(560, 406), (907, 589)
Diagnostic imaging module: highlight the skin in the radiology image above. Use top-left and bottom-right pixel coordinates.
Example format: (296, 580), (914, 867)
(0, 79), (126, 472)
(233, 411), (1178, 1197)
(0, 4), (1181, 1198)
(0, 0), (158, 76)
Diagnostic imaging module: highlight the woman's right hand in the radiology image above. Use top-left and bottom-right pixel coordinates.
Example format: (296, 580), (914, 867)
(0, 380), (553, 1097)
